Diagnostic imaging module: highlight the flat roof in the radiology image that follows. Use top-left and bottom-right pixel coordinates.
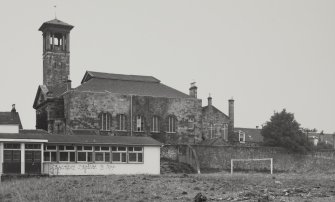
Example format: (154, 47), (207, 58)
(0, 133), (162, 146)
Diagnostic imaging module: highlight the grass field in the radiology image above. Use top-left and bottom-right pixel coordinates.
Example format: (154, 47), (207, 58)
(0, 172), (334, 202)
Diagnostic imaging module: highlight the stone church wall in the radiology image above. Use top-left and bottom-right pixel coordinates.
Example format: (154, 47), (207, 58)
(63, 90), (202, 143)
(202, 107), (230, 140)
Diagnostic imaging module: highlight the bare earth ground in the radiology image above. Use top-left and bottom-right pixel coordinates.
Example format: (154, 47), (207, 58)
(0, 172), (334, 202)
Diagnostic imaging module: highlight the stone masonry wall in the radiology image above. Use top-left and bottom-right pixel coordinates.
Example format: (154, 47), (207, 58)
(202, 106), (230, 140)
(43, 52), (70, 87)
(162, 144), (335, 173)
(63, 90), (202, 143)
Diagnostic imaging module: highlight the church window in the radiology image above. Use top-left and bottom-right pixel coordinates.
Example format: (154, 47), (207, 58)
(117, 114), (126, 131)
(100, 112), (111, 131)
(167, 116), (177, 133)
(209, 124), (215, 139)
(151, 116), (159, 133)
(223, 123), (228, 141)
(239, 131), (246, 143)
(136, 115), (144, 132)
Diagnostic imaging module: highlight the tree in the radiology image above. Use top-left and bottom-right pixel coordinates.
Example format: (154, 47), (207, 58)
(261, 109), (312, 153)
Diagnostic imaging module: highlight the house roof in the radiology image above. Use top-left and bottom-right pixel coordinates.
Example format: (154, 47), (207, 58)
(33, 84), (68, 108)
(81, 71), (160, 84)
(235, 127), (263, 142)
(76, 71), (191, 99)
(0, 131), (162, 146)
(39, 19), (74, 31)
(0, 112), (23, 129)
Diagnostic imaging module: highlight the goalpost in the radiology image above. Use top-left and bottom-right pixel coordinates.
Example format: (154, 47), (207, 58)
(230, 158), (273, 174)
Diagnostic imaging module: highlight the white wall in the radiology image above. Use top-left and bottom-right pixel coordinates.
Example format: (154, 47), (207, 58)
(0, 125), (19, 133)
(43, 146), (161, 175)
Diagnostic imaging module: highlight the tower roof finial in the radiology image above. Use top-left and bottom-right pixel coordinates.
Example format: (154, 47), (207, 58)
(54, 5), (57, 19)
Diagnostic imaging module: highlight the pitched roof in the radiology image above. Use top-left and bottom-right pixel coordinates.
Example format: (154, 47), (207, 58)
(39, 19), (74, 31)
(33, 84), (68, 109)
(76, 71), (191, 98)
(81, 71), (160, 84)
(71, 129), (100, 136)
(0, 132), (162, 146)
(235, 127), (263, 142)
(0, 112), (23, 129)
(202, 105), (229, 119)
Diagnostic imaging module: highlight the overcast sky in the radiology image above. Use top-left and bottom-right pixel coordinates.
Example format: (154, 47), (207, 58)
(0, 0), (334, 133)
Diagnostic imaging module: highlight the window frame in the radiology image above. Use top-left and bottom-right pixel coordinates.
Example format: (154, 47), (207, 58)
(116, 114), (126, 131)
(135, 115), (144, 132)
(167, 116), (177, 133)
(44, 145), (57, 162)
(77, 145), (93, 162)
(151, 116), (159, 133)
(128, 146), (144, 164)
(58, 145), (76, 162)
(100, 112), (111, 131)
(239, 131), (246, 143)
(111, 146), (128, 163)
(94, 146), (111, 163)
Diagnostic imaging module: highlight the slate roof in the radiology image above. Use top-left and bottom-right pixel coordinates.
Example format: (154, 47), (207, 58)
(0, 132), (162, 146)
(71, 129), (100, 136)
(0, 112), (23, 129)
(235, 127), (263, 142)
(39, 19), (74, 31)
(76, 71), (191, 98)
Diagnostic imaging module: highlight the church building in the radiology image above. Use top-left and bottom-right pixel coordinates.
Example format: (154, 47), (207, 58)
(33, 19), (234, 144)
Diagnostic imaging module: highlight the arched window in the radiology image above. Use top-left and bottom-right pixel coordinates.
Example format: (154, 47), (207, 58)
(100, 112), (111, 131)
(223, 123), (228, 141)
(167, 116), (177, 133)
(136, 115), (144, 132)
(209, 123), (215, 139)
(116, 114), (126, 131)
(151, 116), (159, 133)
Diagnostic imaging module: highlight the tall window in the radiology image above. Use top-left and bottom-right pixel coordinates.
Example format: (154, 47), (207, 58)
(188, 117), (195, 130)
(239, 131), (246, 143)
(223, 123), (228, 141)
(151, 116), (159, 132)
(136, 115), (144, 132)
(167, 116), (176, 133)
(100, 112), (111, 131)
(209, 124), (215, 139)
(117, 114), (126, 131)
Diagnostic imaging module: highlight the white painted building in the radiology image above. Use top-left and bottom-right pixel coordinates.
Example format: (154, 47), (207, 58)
(0, 132), (161, 176)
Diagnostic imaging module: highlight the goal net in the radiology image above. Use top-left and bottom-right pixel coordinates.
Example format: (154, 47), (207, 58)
(230, 158), (273, 174)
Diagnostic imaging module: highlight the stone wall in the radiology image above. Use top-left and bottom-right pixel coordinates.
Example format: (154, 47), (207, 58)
(202, 106), (230, 140)
(43, 52), (70, 87)
(63, 90), (202, 143)
(162, 144), (335, 173)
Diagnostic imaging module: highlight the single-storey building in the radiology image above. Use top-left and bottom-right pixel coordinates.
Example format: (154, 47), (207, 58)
(0, 131), (161, 176)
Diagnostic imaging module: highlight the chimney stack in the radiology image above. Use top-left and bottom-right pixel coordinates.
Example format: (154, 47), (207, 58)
(11, 104), (16, 119)
(189, 82), (197, 98)
(208, 94), (212, 107)
(66, 79), (72, 91)
(228, 98), (234, 137)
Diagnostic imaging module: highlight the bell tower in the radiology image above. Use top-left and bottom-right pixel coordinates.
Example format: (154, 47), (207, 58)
(39, 19), (74, 87)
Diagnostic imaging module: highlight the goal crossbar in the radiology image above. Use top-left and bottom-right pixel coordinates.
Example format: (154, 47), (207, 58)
(230, 158), (273, 174)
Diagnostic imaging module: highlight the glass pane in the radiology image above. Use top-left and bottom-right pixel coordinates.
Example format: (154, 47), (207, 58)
(66, 146), (75, 150)
(129, 153), (137, 162)
(88, 152), (93, 162)
(128, 147), (133, 151)
(78, 152), (86, 161)
(60, 152), (68, 161)
(118, 147), (126, 151)
(121, 153), (127, 162)
(94, 146), (100, 151)
(112, 153), (120, 162)
(25, 144), (33, 149)
(51, 152), (57, 162)
(25, 151), (33, 161)
(77, 146), (83, 151)
(13, 151), (21, 162)
(112, 147), (117, 151)
(47, 145), (56, 150)
(34, 151), (41, 161)
(44, 152), (50, 161)
(70, 152), (75, 162)
(4, 150), (12, 162)
(105, 153), (110, 162)
(134, 147), (142, 151)
(101, 146), (109, 151)
(138, 153), (143, 162)
(59, 145), (65, 150)
(84, 146), (92, 151)
(95, 152), (104, 161)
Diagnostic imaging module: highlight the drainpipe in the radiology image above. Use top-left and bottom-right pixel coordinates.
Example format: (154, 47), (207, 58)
(130, 95), (133, 136)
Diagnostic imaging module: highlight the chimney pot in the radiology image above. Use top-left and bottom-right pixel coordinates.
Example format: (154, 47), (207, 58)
(189, 82), (198, 98)
(208, 94), (212, 106)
